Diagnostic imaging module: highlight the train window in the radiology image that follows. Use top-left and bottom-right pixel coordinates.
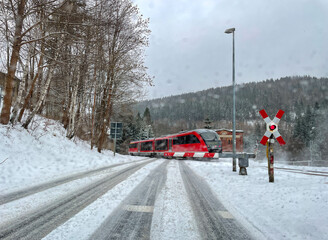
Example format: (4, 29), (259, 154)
(173, 136), (184, 145)
(173, 134), (200, 145)
(129, 143), (137, 149)
(201, 131), (218, 141)
(186, 134), (200, 144)
(140, 141), (153, 151)
(155, 139), (168, 150)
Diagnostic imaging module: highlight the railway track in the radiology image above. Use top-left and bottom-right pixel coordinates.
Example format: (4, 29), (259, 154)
(90, 161), (168, 240)
(261, 166), (328, 177)
(179, 161), (253, 240)
(0, 158), (151, 205)
(0, 159), (155, 240)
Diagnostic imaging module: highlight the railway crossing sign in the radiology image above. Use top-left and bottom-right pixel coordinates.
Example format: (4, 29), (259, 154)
(259, 109), (286, 146)
(259, 109), (286, 183)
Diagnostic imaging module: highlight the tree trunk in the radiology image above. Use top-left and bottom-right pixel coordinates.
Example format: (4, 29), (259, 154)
(97, 80), (113, 153)
(0, 0), (26, 124)
(90, 65), (98, 149)
(22, 37), (63, 129)
(10, 52), (30, 124)
(22, 66), (54, 129)
(66, 71), (81, 139)
(17, 53), (44, 122)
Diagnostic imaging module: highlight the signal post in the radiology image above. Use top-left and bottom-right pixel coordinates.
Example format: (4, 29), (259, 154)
(259, 109), (286, 183)
(267, 136), (274, 182)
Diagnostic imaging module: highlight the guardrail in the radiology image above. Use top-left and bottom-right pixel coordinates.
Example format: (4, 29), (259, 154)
(287, 160), (328, 167)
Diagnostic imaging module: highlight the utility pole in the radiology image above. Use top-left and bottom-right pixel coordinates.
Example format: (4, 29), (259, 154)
(225, 27), (236, 172)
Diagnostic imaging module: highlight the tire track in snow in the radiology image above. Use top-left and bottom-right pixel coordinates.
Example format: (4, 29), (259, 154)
(179, 161), (253, 240)
(90, 161), (168, 240)
(0, 159), (155, 240)
(150, 160), (201, 240)
(0, 158), (150, 205)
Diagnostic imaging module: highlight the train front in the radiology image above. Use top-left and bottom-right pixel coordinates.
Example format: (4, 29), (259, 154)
(197, 129), (223, 153)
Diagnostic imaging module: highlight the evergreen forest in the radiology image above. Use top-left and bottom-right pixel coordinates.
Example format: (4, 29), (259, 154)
(130, 76), (328, 162)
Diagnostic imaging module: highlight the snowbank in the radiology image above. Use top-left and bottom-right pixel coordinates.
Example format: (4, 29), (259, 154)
(187, 159), (328, 240)
(0, 115), (137, 194)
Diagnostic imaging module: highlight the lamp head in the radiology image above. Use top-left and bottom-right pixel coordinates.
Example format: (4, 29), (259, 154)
(225, 28), (235, 34)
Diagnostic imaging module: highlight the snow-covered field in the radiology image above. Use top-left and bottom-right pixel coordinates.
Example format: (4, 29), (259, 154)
(187, 159), (328, 240)
(1, 116), (328, 240)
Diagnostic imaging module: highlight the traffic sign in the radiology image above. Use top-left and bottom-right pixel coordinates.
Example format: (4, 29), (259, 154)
(110, 122), (123, 140)
(259, 109), (286, 146)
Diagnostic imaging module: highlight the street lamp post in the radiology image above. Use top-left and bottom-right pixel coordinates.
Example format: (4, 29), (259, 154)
(225, 27), (237, 172)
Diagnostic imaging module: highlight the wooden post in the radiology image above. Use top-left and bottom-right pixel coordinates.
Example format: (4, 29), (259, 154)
(268, 135), (274, 182)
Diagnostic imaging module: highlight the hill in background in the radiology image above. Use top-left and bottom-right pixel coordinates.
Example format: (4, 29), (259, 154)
(134, 76), (328, 161)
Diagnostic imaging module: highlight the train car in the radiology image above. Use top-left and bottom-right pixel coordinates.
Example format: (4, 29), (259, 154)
(128, 129), (222, 160)
(129, 139), (155, 157)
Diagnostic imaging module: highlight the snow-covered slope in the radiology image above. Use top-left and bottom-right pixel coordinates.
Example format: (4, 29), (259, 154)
(0, 115), (135, 194)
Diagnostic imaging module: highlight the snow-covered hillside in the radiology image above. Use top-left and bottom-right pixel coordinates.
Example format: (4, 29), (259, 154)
(0, 116), (135, 194)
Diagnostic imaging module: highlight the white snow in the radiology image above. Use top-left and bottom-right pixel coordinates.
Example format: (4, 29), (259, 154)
(43, 160), (164, 240)
(1, 115), (328, 240)
(186, 159), (328, 240)
(151, 160), (201, 240)
(0, 162), (148, 227)
(0, 115), (144, 195)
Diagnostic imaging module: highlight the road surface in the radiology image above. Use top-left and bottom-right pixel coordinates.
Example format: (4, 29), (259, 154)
(0, 159), (255, 240)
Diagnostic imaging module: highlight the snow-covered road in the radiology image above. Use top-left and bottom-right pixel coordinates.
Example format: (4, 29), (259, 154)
(0, 159), (256, 240)
(1, 157), (328, 239)
(0, 160), (156, 239)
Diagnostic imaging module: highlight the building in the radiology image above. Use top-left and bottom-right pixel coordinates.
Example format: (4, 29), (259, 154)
(215, 128), (244, 152)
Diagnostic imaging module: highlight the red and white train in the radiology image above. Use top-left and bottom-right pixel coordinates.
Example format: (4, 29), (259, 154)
(129, 129), (222, 160)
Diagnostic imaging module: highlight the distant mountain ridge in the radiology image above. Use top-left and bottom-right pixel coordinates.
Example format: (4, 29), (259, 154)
(135, 76), (328, 125)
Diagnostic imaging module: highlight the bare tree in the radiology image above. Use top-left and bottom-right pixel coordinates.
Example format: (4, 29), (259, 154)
(1, 0), (152, 153)
(0, 0), (27, 124)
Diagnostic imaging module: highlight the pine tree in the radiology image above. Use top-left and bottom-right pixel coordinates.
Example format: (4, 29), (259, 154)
(143, 107), (152, 125)
(135, 112), (143, 140)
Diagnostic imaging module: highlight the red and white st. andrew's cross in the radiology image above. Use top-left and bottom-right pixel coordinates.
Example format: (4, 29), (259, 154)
(259, 109), (286, 146)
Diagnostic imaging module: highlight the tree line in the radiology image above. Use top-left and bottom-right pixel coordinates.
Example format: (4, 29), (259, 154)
(0, 0), (152, 152)
(135, 76), (328, 160)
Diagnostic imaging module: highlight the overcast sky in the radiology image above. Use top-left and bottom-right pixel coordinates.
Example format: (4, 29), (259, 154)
(134, 0), (328, 100)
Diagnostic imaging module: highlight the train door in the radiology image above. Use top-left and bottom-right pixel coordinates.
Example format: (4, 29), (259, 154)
(138, 143), (141, 153)
(169, 139), (172, 151)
